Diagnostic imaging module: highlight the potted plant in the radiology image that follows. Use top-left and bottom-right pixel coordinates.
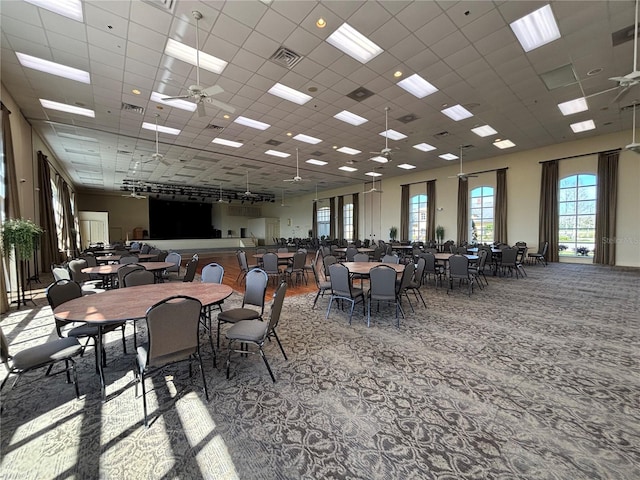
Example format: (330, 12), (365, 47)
(389, 226), (398, 242)
(1, 218), (43, 259)
(576, 246), (590, 256)
(436, 225), (445, 244)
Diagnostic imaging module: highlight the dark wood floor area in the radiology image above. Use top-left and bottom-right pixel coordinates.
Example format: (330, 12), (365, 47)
(185, 250), (319, 297)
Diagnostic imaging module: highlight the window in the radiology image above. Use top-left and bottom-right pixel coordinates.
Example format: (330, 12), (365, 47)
(51, 177), (65, 252)
(470, 186), (494, 243)
(409, 194), (427, 242)
(559, 174), (596, 256)
(317, 206), (330, 238)
(343, 203), (353, 242)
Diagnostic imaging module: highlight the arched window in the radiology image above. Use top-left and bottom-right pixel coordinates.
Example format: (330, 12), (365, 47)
(559, 174), (596, 256)
(470, 186), (494, 243)
(409, 194), (427, 242)
(317, 206), (330, 238)
(343, 203), (353, 241)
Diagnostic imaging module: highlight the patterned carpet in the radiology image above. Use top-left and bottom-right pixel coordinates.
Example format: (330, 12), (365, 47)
(1, 263), (639, 479)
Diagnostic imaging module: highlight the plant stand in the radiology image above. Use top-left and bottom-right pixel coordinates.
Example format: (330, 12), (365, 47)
(11, 256), (35, 309)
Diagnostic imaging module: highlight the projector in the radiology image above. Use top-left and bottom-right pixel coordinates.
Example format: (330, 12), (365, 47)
(625, 142), (640, 153)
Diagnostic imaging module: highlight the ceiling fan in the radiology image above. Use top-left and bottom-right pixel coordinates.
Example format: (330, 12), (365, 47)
(363, 175), (383, 194)
(449, 146), (478, 181)
(284, 148), (307, 182)
(369, 107), (395, 163)
(312, 184), (320, 203)
(626, 102), (640, 153)
(217, 183), (228, 203)
(161, 11), (235, 118)
(145, 114), (171, 166)
(242, 171), (258, 198)
(608, 0), (640, 104)
(280, 188), (291, 207)
(122, 182), (145, 199)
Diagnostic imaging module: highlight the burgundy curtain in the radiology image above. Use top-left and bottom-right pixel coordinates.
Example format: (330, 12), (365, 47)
(539, 160), (559, 262)
(400, 184), (409, 242)
(456, 178), (468, 245)
(494, 168), (508, 244)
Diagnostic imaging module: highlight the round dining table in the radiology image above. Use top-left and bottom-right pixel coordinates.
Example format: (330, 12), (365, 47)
(433, 253), (479, 262)
(252, 252), (295, 260)
(333, 247), (376, 254)
(54, 282), (233, 400)
(82, 261), (175, 288)
(95, 253), (156, 264)
(341, 261), (405, 275)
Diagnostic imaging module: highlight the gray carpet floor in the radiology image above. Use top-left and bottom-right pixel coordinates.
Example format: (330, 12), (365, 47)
(0, 262), (639, 479)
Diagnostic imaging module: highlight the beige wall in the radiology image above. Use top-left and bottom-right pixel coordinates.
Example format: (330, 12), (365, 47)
(77, 193), (149, 243)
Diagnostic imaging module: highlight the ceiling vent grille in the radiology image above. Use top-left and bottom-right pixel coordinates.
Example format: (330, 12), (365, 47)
(347, 86), (375, 102)
(206, 124), (225, 130)
(121, 102), (145, 114)
(266, 139), (283, 146)
(434, 131), (450, 138)
(397, 113), (419, 124)
(140, 0), (176, 13)
(270, 46), (303, 69)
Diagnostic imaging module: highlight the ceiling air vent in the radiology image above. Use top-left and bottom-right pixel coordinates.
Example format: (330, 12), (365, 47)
(347, 86), (375, 102)
(266, 139), (282, 146)
(612, 23), (639, 46)
(270, 46), (303, 69)
(140, 0), (176, 13)
(397, 113), (419, 124)
(121, 102), (145, 114)
(434, 131), (450, 138)
(206, 124), (225, 131)
(310, 151), (324, 156)
(117, 150), (132, 155)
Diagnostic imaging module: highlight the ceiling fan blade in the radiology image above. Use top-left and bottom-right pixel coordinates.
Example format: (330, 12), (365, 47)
(612, 85), (632, 104)
(196, 101), (206, 118)
(162, 94), (192, 101)
(283, 179), (295, 182)
(205, 97), (236, 113)
(201, 84), (224, 96)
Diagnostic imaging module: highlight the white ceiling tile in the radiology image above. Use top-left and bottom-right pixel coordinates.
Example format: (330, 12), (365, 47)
(255, 9), (298, 44)
(414, 14), (458, 47)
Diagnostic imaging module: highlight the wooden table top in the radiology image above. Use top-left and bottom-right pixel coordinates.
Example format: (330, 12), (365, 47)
(82, 261), (174, 275)
(341, 261), (405, 275)
(95, 253), (156, 263)
(54, 282), (233, 324)
(433, 253), (479, 262)
(333, 247), (375, 253)
(253, 252), (295, 259)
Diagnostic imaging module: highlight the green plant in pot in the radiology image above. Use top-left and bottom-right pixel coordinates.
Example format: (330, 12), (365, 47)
(389, 226), (398, 242)
(1, 218), (43, 259)
(436, 225), (445, 243)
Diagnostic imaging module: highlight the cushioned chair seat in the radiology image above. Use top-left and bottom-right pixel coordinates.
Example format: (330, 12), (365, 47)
(218, 308), (261, 323)
(225, 320), (269, 342)
(11, 337), (82, 370)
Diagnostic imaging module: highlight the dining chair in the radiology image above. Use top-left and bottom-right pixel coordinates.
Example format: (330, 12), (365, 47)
(500, 247), (520, 278)
(322, 255), (337, 278)
(367, 265), (404, 328)
(262, 252), (282, 286)
(68, 258), (103, 290)
(217, 268), (268, 347)
(527, 241), (548, 266)
(381, 254), (400, 264)
(0, 325), (82, 407)
(311, 262), (331, 309)
(345, 246), (358, 262)
(46, 279), (127, 370)
(468, 249), (489, 288)
(181, 257), (198, 282)
(235, 250), (258, 284)
(123, 269), (155, 287)
(421, 252), (445, 288)
(133, 295), (208, 427)
(326, 263), (365, 324)
(225, 281), (288, 383)
(284, 251), (307, 286)
(119, 255), (139, 265)
(303, 249), (321, 283)
(405, 257), (427, 308)
(117, 263), (145, 289)
(395, 261), (416, 313)
(447, 255), (475, 296)
(164, 252), (182, 278)
(200, 262), (225, 357)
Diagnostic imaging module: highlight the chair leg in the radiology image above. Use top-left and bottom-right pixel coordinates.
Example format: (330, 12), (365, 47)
(141, 370), (149, 428)
(196, 353), (209, 401)
(120, 324), (127, 354)
(70, 359), (80, 399)
(271, 330), (288, 360)
(226, 340), (234, 379)
(259, 348), (276, 382)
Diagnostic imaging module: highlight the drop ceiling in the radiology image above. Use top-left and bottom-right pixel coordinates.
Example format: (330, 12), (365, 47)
(1, 0), (637, 200)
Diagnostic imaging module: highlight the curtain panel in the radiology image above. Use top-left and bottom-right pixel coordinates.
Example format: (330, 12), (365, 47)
(594, 150), (619, 265)
(61, 180), (79, 258)
(400, 185), (409, 242)
(539, 160), (559, 262)
(352, 193), (359, 242)
(337, 195), (344, 240)
(494, 168), (508, 244)
(329, 197), (335, 239)
(427, 180), (436, 242)
(312, 200), (318, 239)
(38, 151), (59, 271)
(456, 178), (468, 245)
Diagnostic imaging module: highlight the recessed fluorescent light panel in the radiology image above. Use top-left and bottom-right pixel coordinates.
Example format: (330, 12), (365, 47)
(339, 166), (358, 172)
(558, 98), (588, 116)
(493, 139), (516, 149)
(398, 163), (416, 170)
(570, 120), (595, 133)
(164, 39), (228, 74)
(16, 53), (90, 83)
(58, 132), (98, 142)
(268, 83), (312, 105)
(293, 133), (322, 144)
(441, 104), (473, 121)
(326, 22), (383, 64)
(370, 156), (388, 164)
(265, 149), (290, 158)
(141, 122), (181, 135)
(471, 125), (498, 137)
(39, 99), (94, 117)
(439, 153), (458, 161)
(334, 110), (368, 126)
(212, 138), (243, 148)
(365, 171), (382, 177)
(380, 129), (407, 141)
(234, 116), (270, 130)
(151, 91), (197, 112)
(510, 4), (561, 53)
(25, 0), (83, 22)
(397, 73), (438, 98)
(413, 143), (436, 152)
(337, 147), (361, 155)
(306, 159), (327, 166)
